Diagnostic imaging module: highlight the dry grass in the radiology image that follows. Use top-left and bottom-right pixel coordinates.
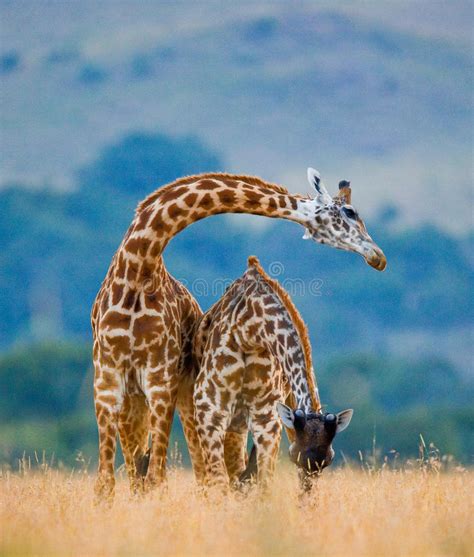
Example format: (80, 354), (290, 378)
(1, 461), (472, 557)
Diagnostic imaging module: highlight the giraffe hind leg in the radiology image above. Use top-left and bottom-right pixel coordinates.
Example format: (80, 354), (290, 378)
(243, 352), (282, 493)
(194, 370), (243, 494)
(177, 373), (206, 486)
(249, 409), (282, 494)
(224, 431), (249, 487)
(143, 362), (180, 491)
(118, 392), (149, 495)
(93, 364), (124, 505)
(224, 402), (249, 486)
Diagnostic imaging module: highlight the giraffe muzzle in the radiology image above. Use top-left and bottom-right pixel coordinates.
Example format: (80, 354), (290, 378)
(366, 247), (387, 271)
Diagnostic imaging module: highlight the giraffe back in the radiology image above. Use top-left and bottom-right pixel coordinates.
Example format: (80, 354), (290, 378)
(194, 256), (318, 405)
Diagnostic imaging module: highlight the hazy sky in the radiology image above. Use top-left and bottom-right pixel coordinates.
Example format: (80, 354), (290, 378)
(1, 1), (472, 232)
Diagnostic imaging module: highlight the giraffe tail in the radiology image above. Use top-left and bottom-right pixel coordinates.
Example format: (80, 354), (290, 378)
(136, 448), (151, 478)
(238, 443), (257, 483)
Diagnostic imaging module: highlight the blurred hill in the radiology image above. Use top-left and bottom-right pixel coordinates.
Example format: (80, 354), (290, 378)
(0, 1), (472, 231)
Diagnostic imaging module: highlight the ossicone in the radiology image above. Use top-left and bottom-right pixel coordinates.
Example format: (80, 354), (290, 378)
(337, 179), (352, 204)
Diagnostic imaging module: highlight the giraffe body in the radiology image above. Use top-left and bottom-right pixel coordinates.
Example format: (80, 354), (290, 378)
(193, 256), (352, 494)
(91, 171), (383, 501)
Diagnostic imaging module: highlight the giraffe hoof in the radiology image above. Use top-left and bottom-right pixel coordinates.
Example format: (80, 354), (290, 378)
(93, 488), (114, 508)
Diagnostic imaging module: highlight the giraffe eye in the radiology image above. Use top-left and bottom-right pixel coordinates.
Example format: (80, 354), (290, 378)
(342, 207), (357, 220)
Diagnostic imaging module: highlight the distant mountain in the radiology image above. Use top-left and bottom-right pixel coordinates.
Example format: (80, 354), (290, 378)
(0, 3), (472, 232)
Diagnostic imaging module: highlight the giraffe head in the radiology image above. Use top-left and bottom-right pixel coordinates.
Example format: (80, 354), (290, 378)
(299, 168), (386, 271)
(277, 402), (353, 474)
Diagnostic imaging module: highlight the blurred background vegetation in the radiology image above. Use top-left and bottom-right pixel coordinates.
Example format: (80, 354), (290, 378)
(0, 2), (472, 468)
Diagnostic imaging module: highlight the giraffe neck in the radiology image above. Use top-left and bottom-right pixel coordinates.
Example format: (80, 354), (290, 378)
(275, 321), (318, 414)
(120, 173), (315, 287)
(246, 258), (321, 414)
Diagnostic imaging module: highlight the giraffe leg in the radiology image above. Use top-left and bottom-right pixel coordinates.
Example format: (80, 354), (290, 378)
(93, 365), (124, 504)
(118, 392), (149, 495)
(250, 412), (281, 493)
(244, 353), (282, 493)
(143, 357), (180, 491)
(194, 403), (230, 494)
(224, 431), (248, 485)
(194, 370), (241, 494)
(176, 373), (206, 486)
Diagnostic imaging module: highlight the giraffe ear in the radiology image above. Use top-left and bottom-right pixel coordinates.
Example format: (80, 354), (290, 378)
(307, 167), (330, 202)
(336, 409), (353, 433)
(277, 402), (295, 429)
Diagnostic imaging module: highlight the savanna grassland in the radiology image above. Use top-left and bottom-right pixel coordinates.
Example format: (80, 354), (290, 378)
(1, 463), (472, 557)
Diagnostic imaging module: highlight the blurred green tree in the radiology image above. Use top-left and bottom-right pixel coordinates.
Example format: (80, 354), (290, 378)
(77, 132), (222, 200)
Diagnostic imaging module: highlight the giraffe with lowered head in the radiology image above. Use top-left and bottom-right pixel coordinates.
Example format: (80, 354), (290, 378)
(91, 168), (385, 501)
(192, 255), (353, 494)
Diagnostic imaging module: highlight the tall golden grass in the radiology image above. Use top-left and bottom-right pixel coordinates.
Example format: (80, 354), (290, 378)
(1, 455), (472, 557)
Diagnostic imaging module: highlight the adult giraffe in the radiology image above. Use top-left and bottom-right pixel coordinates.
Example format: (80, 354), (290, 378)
(91, 168), (386, 501)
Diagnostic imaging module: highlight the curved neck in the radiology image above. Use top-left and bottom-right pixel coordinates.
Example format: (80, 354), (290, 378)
(120, 174), (311, 286)
(278, 336), (320, 414)
(245, 263), (321, 414)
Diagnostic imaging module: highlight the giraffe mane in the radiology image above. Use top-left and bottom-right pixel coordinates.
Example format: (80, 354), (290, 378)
(135, 172), (291, 215)
(246, 256), (320, 411)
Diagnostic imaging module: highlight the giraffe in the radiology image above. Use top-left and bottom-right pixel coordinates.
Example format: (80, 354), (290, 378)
(192, 256), (352, 494)
(91, 169), (384, 501)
